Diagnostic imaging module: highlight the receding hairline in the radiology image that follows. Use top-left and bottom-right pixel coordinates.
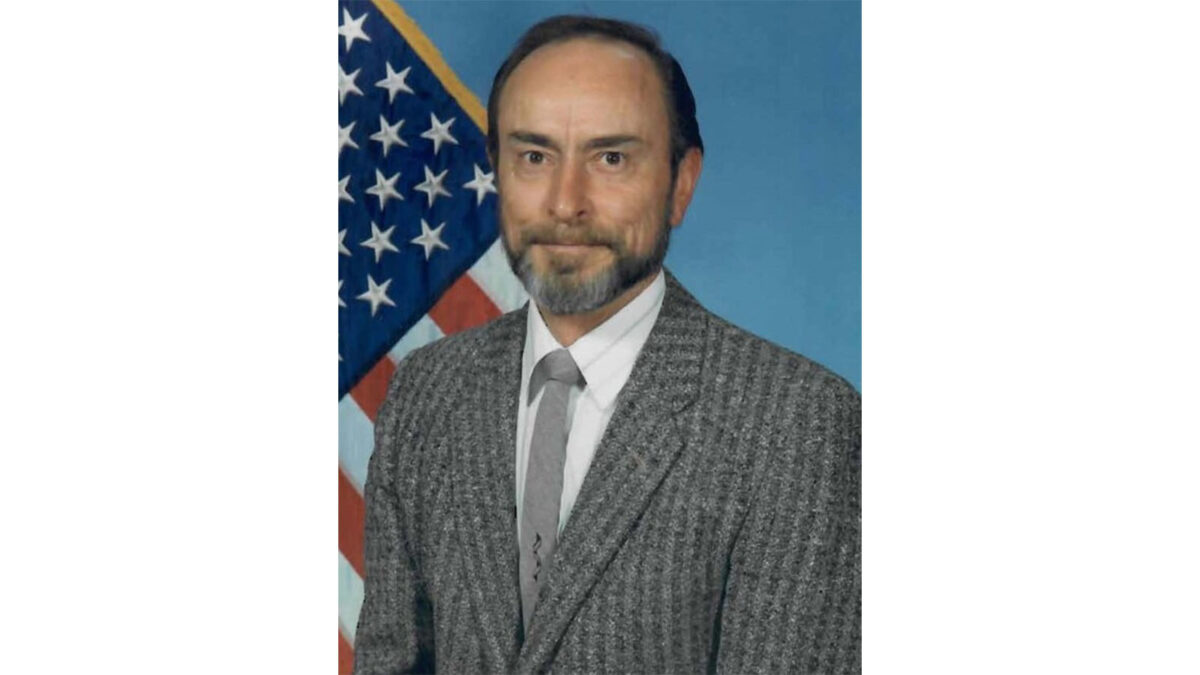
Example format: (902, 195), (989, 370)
(494, 34), (666, 114)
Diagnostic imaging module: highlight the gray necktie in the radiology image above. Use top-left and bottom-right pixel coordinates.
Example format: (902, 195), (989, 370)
(520, 348), (585, 634)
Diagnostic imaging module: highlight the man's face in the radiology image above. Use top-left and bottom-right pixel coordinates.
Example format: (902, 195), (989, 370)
(494, 38), (694, 315)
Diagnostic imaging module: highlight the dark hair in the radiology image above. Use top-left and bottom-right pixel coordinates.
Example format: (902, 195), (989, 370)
(486, 15), (703, 173)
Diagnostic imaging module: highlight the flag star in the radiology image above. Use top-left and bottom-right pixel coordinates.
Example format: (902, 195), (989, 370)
(338, 175), (354, 203)
(338, 121), (358, 155)
(369, 115), (407, 157)
(462, 164), (498, 206)
(420, 112), (458, 156)
(360, 221), (400, 263)
(338, 229), (352, 256)
(413, 165), (452, 208)
(356, 274), (396, 317)
(375, 62), (414, 103)
(338, 65), (363, 105)
(365, 169), (403, 209)
(338, 279), (346, 308)
(410, 218), (450, 260)
(338, 8), (371, 53)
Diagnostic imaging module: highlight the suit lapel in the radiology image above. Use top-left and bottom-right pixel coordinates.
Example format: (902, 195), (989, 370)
(515, 272), (709, 672)
(452, 306), (527, 669)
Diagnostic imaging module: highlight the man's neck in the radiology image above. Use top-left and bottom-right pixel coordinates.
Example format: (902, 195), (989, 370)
(536, 272), (659, 348)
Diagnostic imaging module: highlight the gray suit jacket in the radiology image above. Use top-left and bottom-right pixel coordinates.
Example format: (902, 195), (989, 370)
(353, 273), (861, 674)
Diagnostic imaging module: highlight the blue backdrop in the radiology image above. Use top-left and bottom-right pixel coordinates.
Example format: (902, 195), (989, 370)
(404, 1), (861, 389)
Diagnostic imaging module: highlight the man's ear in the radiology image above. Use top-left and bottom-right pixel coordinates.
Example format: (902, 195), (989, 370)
(669, 148), (703, 227)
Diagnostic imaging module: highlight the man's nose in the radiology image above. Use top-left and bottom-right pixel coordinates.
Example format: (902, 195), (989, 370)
(546, 161), (590, 224)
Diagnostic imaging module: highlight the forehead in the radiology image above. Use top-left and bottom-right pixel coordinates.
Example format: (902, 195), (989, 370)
(498, 37), (669, 137)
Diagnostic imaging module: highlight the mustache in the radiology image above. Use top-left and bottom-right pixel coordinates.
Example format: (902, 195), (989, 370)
(515, 224), (620, 248)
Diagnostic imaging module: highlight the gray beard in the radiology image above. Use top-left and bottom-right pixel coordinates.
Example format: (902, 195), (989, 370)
(503, 219), (671, 316)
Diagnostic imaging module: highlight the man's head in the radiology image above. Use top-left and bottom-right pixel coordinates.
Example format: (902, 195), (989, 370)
(487, 16), (704, 316)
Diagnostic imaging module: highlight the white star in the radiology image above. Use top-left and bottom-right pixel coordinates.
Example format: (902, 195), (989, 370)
(360, 221), (400, 263)
(356, 274), (396, 317)
(410, 218), (450, 260)
(413, 165), (452, 208)
(369, 115), (407, 157)
(420, 112), (458, 156)
(338, 64), (363, 105)
(338, 121), (359, 155)
(365, 169), (403, 209)
(338, 229), (352, 257)
(338, 279), (346, 308)
(375, 62), (414, 103)
(338, 175), (354, 203)
(338, 8), (371, 53)
(462, 164), (498, 206)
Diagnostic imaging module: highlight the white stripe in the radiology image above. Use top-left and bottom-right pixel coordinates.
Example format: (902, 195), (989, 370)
(468, 238), (528, 314)
(387, 313), (445, 364)
(338, 551), (365, 643)
(338, 396), (376, 492)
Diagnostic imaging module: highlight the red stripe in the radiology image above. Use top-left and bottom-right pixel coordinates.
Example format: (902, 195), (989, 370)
(339, 628), (354, 675)
(339, 467), (367, 578)
(428, 273), (501, 336)
(349, 355), (396, 424)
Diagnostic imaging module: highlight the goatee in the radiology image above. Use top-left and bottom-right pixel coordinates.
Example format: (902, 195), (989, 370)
(501, 217), (671, 316)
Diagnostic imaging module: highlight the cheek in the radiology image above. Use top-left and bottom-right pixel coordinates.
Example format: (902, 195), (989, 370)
(595, 182), (666, 250)
(498, 184), (533, 227)
(498, 170), (549, 221)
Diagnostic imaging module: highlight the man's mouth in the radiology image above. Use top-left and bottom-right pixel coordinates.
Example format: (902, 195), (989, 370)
(536, 242), (600, 251)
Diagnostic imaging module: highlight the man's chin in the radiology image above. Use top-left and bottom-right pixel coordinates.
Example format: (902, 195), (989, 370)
(519, 261), (622, 316)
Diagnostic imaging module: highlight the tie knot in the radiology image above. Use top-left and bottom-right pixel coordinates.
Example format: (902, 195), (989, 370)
(528, 348), (585, 403)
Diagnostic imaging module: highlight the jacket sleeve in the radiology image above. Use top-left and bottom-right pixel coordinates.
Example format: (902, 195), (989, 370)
(716, 381), (861, 674)
(352, 361), (436, 675)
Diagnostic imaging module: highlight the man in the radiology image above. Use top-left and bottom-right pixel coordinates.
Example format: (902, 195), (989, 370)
(354, 15), (860, 674)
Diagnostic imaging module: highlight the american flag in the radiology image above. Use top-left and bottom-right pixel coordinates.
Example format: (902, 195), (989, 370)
(337, 2), (526, 671)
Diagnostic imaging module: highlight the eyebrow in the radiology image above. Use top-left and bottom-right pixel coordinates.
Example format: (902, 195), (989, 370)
(507, 131), (644, 153)
(584, 135), (643, 150)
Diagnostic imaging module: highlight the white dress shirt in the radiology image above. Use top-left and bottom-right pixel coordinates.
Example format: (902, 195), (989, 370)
(515, 270), (666, 540)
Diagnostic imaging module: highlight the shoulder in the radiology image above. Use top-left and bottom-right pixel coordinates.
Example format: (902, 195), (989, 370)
(375, 306), (526, 427)
(659, 270), (858, 428)
(688, 301), (859, 521)
(392, 306), (525, 382)
(702, 309), (859, 410)
(368, 306), (526, 481)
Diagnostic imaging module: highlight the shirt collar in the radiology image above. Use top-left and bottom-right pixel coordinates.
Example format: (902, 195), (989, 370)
(524, 269), (666, 410)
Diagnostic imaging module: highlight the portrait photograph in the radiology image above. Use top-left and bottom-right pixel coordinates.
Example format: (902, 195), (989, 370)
(338, 1), (860, 672)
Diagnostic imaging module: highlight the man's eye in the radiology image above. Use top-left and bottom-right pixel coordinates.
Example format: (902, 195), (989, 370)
(602, 151), (624, 166)
(523, 151), (545, 164)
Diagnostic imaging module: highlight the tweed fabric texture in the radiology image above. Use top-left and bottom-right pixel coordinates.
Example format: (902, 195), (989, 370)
(353, 271), (861, 674)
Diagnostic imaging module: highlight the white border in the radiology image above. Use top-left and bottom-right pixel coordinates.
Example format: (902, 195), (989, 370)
(866, 2), (1200, 672)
